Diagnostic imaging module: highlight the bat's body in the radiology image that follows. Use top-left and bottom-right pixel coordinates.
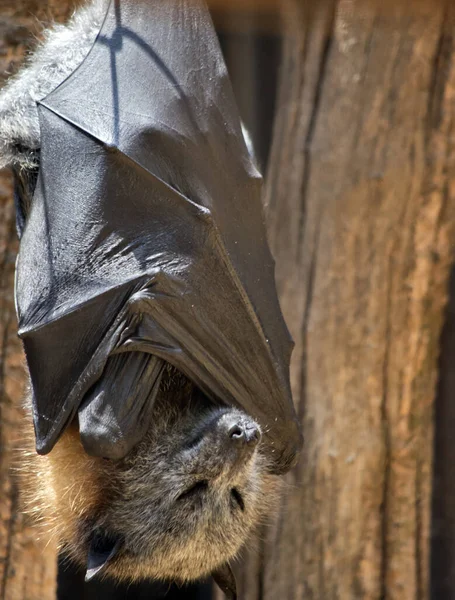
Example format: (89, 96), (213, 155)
(0, 0), (300, 596)
(3, 5), (273, 591)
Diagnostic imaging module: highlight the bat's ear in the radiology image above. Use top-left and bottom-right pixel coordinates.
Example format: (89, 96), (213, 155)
(85, 529), (123, 582)
(212, 563), (237, 599)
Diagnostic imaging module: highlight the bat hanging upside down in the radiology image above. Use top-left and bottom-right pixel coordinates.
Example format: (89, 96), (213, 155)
(0, 0), (301, 597)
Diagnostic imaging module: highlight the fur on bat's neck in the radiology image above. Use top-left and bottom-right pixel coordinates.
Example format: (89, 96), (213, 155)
(0, 0), (109, 171)
(20, 414), (106, 555)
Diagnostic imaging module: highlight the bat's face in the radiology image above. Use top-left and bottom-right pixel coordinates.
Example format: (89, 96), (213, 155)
(93, 374), (274, 582)
(25, 368), (277, 585)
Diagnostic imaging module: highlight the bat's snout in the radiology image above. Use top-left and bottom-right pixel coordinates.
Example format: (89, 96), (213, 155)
(225, 419), (261, 448)
(214, 412), (262, 458)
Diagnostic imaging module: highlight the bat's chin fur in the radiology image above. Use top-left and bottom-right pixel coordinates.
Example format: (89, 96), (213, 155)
(21, 366), (278, 583)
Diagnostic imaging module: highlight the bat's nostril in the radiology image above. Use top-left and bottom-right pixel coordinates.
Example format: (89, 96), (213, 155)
(226, 421), (261, 447)
(249, 427), (261, 443)
(217, 414), (261, 449)
(228, 424), (244, 441)
(245, 425), (261, 447)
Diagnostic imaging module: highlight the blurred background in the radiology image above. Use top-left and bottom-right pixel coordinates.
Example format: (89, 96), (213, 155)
(1, 1), (455, 599)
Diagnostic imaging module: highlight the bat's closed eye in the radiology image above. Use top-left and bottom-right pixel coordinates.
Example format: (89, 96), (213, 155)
(230, 488), (244, 512)
(177, 480), (209, 501)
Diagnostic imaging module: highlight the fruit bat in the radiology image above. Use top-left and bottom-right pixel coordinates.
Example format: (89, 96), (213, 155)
(14, 0), (302, 475)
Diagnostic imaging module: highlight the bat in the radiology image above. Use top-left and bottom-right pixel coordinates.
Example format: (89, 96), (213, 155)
(0, 0), (301, 595)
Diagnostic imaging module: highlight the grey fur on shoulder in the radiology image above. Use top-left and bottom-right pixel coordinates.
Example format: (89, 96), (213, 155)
(0, 0), (108, 171)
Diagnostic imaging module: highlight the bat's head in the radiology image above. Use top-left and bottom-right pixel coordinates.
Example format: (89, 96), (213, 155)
(24, 367), (278, 595)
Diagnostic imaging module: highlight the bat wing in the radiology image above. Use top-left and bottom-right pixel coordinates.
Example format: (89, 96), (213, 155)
(16, 0), (301, 473)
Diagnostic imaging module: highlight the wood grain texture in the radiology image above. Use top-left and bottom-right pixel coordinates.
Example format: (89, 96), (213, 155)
(222, 0), (455, 598)
(0, 3), (79, 599)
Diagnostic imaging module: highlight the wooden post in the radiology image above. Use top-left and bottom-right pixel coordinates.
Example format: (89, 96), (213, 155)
(229, 0), (455, 598)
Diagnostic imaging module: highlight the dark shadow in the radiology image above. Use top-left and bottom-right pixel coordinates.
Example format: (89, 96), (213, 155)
(57, 555), (213, 600)
(218, 30), (281, 172)
(431, 265), (455, 599)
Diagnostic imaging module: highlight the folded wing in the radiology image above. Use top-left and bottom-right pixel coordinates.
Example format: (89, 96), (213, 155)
(16, 0), (301, 473)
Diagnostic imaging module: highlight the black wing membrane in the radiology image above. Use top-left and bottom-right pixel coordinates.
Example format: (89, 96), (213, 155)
(16, 0), (301, 473)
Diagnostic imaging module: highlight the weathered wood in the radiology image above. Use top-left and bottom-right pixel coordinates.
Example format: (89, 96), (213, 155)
(227, 0), (455, 598)
(0, 3), (78, 598)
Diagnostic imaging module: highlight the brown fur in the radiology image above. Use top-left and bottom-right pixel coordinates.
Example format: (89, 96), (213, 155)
(20, 367), (279, 584)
